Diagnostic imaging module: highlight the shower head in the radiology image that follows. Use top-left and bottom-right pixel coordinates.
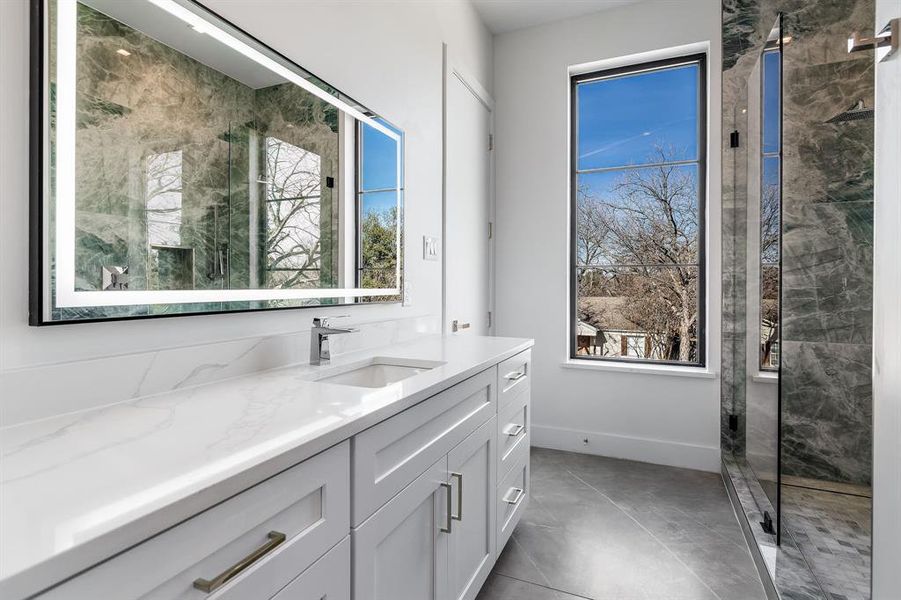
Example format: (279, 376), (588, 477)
(826, 100), (874, 123)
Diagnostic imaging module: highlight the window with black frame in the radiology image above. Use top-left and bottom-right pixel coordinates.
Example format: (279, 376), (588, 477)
(572, 55), (706, 366)
(357, 120), (402, 291)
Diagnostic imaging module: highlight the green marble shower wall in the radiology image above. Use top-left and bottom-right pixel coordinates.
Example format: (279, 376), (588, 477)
(68, 2), (339, 297)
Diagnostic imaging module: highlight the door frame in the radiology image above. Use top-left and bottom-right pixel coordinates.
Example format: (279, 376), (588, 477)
(442, 44), (496, 335)
(872, 4), (901, 597)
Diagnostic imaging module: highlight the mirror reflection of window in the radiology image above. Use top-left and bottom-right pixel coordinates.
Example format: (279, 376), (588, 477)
(264, 137), (323, 289)
(40, 0), (404, 323)
(760, 48), (781, 371)
(357, 121), (401, 290)
(145, 151), (184, 247)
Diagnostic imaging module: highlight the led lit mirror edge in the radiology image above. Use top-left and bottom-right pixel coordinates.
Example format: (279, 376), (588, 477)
(51, 0), (403, 307)
(28, 0), (406, 325)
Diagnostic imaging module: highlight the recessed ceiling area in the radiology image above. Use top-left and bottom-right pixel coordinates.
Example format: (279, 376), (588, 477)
(472, 0), (644, 34)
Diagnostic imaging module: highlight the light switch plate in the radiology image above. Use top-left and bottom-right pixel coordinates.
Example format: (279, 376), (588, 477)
(423, 236), (439, 261)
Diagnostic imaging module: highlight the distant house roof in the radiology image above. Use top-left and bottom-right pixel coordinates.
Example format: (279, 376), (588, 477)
(576, 320), (598, 337)
(578, 296), (642, 333)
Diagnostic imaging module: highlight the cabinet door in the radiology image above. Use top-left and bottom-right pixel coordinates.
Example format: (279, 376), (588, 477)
(269, 537), (349, 600)
(448, 417), (497, 600)
(353, 457), (450, 600)
(353, 368), (496, 525)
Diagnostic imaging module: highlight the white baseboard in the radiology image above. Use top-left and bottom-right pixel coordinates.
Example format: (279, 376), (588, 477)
(531, 424), (721, 473)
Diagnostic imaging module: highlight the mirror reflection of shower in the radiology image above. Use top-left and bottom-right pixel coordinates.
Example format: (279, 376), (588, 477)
(40, 0), (405, 323)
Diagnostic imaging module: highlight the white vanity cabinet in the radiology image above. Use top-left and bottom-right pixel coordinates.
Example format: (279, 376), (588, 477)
(353, 349), (531, 600)
(351, 368), (497, 526)
(448, 417), (498, 600)
(271, 537), (351, 600)
(352, 457), (451, 600)
(24, 346), (532, 600)
(352, 417), (498, 600)
(35, 441), (350, 600)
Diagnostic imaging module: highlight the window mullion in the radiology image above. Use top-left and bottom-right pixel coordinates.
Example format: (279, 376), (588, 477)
(575, 158), (700, 176)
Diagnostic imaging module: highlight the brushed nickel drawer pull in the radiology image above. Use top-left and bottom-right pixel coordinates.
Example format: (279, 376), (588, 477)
(440, 482), (453, 533)
(504, 369), (526, 382)
(503, 423), (525, 437)
(503, 487), (525, 505)
(451, 472), (463, 521)
(193, 530), (286, 593)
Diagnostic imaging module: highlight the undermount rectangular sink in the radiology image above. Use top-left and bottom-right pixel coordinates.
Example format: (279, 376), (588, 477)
(317, 357), (446, 388)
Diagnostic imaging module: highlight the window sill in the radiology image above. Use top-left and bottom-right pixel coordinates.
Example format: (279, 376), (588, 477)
(752, 372), (779, 384)
(561, 359), (717, 379)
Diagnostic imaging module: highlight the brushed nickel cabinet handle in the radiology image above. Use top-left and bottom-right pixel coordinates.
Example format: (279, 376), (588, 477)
(503, 423), (525, 437)
(503, 487), (525, 505)
(451, 472), (463, 521)
(440, 482), (453, 533)
(193, 531), (286, 593)
(504, 369), (526, 382)
(452, 320), (471, 333)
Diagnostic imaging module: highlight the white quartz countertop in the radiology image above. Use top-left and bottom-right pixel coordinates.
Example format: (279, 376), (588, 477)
(0, 334), (532, 599)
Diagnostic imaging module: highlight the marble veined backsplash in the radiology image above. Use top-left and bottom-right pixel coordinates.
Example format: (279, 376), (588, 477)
(0, 314), (439, 428)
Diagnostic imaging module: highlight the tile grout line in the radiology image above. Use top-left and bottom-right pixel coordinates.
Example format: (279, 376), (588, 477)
(507, 533), (557, 588)
(493, 573), (596, 600)
(671, 505), (754, 553)
(778, 513), (836, 599)
(782, 481), (872, 499)
(565, 468), (727, 600)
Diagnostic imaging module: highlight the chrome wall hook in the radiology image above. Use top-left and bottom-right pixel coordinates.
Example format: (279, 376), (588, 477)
(848, 18), (899, 62)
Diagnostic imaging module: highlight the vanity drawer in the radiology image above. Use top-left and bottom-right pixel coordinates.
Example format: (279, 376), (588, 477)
(497, 390), (529, 479)
(497, 350), (530, 412)
(352, 367), (496, 526)
(38, 442), (350, 600)
(269, 537), (349, 600)
(496, 446), (529, 553)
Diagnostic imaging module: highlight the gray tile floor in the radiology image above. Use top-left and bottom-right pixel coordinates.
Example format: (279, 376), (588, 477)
(478, 448), (767, 600)
(781, 484), (872, 600)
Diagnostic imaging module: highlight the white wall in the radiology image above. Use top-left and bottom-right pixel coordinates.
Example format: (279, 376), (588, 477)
(871, 0), (901, 594)
(493, 0), (723, 472)
(0, 0), (492, 425)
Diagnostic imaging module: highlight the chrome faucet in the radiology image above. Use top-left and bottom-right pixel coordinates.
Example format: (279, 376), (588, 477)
(310, 317), (357, 366)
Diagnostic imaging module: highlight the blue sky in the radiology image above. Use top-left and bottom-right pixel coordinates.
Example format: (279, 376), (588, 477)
(762, 50), (780, 155)
(360, 121), (400, 216)
(577, 64), (699, 171)
(761, 48), (781, 264)
(576, 62), (701, 263)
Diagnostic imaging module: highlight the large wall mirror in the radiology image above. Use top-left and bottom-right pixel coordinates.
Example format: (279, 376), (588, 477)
(30, 0), (404, 324)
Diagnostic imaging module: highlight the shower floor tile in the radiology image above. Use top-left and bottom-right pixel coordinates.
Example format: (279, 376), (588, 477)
(781, 484), (872, 600)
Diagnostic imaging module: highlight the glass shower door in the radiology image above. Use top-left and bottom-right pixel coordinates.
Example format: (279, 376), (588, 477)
(744, 14), (782, 542)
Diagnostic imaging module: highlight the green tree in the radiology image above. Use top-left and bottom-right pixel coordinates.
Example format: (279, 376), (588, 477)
(360, 206), (398, 288)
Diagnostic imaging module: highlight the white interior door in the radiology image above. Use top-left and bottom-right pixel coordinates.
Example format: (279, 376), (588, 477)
(444, 55), (492, 335)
